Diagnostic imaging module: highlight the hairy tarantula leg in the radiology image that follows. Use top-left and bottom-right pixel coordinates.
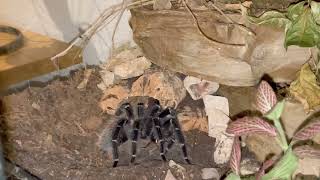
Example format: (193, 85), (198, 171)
(130, 120), (140, 163)
(153, 117), (167, 161)
(164, 138), (176, 154)
(171, 117), (191, 164)
(130, 102), (144, 164)
(111, 118), (127, 167)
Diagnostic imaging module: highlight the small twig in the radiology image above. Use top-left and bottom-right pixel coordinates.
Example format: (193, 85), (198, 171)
(111, 0), (128, 56)
(182, 0), (246, 47)
(51, 0), (154, 62)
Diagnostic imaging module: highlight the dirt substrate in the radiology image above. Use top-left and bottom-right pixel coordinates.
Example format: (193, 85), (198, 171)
(0, 69), (222, 180)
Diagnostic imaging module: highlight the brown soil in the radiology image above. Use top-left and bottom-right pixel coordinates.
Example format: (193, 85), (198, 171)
(0, 68), (221, 180)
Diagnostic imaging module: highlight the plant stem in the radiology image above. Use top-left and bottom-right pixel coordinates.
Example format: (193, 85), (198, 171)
(273, 118), (288, 151)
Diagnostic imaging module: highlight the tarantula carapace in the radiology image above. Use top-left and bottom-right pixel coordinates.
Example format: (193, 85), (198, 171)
(111, 96), (191, 167)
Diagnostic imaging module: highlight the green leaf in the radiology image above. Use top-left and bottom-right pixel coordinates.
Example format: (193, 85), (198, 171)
(261, 148), (298, 180)
(265, 100), (285, 121)
(285, 8), (320, 48)
(248, 11), (291, 29)
(311, 1), (320, 25)
(287, 1), (306, 21)
(225, 173), (241, 180)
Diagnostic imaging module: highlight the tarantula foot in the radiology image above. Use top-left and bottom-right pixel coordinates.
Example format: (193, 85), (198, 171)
(184, 158), (191, 164)
(130, 156), (136, 163)
(160, 154), (167, 161)
(112, 160), (119, 167)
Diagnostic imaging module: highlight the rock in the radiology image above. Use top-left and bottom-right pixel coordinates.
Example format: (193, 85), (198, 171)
(245, 134), (282, 162)
(113, 57), (151, 79)
(168, 160), (189, 180)
(203, 95), (232, 164)
(99, 85), (130, 114)
(31, 102), (41, 111)
(130, 70), (186, 108)
(294, 158), (320, 177)
(178, 106), (208, 132)
(240, 158), (260, 176)
(130, 8), (310, 86)
(82, 116), (103, 131)
(165, 170), (177, 180)
(213, 133), (234, 164)
(168, 160), (186, 172)
(103, 48), (151, 80)
(183, 76), (219, 100)
(153, 0), (172, 10)
(203, 95), (230, 138)
(97, 70), (115, 91)
(201, 168), (220, 180)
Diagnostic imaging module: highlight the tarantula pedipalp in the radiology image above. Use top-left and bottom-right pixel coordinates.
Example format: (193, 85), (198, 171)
(111, 96), (191, 167)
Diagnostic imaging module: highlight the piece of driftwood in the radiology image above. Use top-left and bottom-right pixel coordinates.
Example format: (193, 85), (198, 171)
(130, 7), (310, 86)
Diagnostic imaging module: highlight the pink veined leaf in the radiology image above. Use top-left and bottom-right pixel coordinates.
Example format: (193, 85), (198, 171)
(293, 145), (320, 159)
(256, 80), (277, 114)
(226, 116), (277, 137)
(256, 155), (279, 180)
(230, 137), (241, 175)
(293, 118), (320, 141)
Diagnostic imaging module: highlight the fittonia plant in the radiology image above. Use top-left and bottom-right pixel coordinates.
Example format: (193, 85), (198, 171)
(225, 80), (320, 180)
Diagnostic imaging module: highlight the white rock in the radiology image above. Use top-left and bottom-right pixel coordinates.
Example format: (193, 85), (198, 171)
(184, 76), (219, 100)
(165, 170), (177, 180)
(99, 70), (115, 88)
(201, 168), (220, 180)
(31, 102), (41, 111)
(168, 160), (186, 172)
(203, 95), (230, 138)
(203, 95), (229, 115)
(213, 133), (234, 164)
(203, 95), (232, 164)
(113, 57), (152, 79)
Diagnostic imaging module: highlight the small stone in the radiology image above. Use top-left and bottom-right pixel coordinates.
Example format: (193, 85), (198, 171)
(203, 95), (232, 164)
(178, 106), (208, 132)
(82, 116), (103, 130)
(203, 95), (230, 138)
(203, 95), (229, 115)
(165, 170), (177, 180)
(240, 158), (260, 176)
(184, 76), (219, 100)
(213, 133), (234, 164)
(99, 70), (115, 89)
(168, 160), (186, 172)
(99, 85), (130, 114)
(113, 57), (151, 79)
(201, 168), (220, 180)
(131, 70), (186, 108)
(31, 102), (41, 111)
(102, 48), (151, 79)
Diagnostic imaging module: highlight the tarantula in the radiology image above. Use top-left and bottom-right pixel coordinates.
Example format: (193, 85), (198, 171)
(111, 96), (191, 167)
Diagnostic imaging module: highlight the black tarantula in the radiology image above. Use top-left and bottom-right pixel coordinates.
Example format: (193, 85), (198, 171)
(111, 96), (191, 167)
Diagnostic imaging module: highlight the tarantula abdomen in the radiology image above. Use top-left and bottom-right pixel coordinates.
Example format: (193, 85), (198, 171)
(110, 96), (190, 167)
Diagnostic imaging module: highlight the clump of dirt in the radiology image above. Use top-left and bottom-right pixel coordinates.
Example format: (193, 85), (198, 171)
(0, 68), (219, 180)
